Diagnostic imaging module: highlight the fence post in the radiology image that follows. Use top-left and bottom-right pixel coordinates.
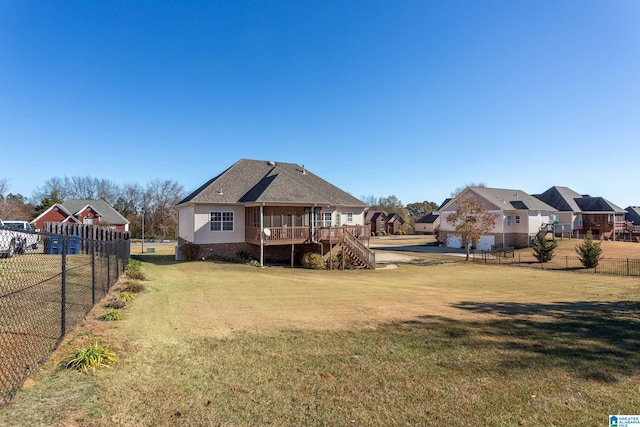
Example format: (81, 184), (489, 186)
(91, 240), (96, 305)
(627, 259), (630, 277)
(566, 256), (568, 271)
(60, 235), (67, 340)
(107, 245), (111, 289)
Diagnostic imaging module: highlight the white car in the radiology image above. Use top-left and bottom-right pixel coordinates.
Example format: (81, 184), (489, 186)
(0, 219), (26, 257)
(2, 220), (39, 251)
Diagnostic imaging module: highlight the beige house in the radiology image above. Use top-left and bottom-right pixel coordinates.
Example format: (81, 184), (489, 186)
(438, 187), (557, 249)
(176, 159), (373, 268)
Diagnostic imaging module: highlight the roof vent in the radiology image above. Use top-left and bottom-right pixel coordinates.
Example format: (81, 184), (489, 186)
(267, 160), (276, 166)
(302, 165), (306, 174)
(217, 189), (224, 195)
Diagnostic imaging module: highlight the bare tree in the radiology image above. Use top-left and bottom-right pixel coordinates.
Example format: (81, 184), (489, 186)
(450, 183), (487, 197)
(145, 179), (185, 239)
(0, 179), (32, 220)
(446, 195), (498, 261)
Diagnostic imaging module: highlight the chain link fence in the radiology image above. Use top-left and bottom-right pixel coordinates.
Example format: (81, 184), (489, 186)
(0, 226), (130, 406)
(471, 250), (640, 276)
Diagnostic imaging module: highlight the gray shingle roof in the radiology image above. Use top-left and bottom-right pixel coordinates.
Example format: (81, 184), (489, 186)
(465, 187), (556, 211)
(62, 199), (130, 225)
(535, 186), (625, 213)
(416, 213), (439, 224)
(178, 159), (365, 207)
(626, 206), (640, 225)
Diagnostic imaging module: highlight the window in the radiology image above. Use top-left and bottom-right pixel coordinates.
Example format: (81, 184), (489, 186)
(335, 213), (341, 227)
(210, 211), (234, 231)
(506, 215), (512, 227)
(322, 212), (332, 227)
(346, 212), (353, 223)
(515, 215), (521, 224)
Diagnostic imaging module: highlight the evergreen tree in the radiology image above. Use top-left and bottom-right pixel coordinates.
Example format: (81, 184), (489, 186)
(576, 230), (603, 268)
(532, 230), (557, 263)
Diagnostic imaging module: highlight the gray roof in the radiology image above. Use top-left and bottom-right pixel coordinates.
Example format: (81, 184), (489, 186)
(62, 199), (130, 225)
(462, 187), (556, 212)
(416, 213), (439, 224)
(534, 186), (625, 213)
(626, 206), (640, 225)
(178, 159), (365, 207)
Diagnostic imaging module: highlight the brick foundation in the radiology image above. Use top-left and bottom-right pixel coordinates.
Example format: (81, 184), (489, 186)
(177, 239), (322, 265)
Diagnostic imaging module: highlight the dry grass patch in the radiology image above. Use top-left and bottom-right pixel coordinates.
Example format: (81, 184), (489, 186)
(1, 256), (638, 426)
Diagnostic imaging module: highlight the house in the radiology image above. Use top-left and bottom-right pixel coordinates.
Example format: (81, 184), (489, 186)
(176, 159), (374, 268)
(625, 206), (640, 225)
(533, 186), (626, 239)
(31, 199), (130, 231)
(414, 213), (439, 235)
(438, 187), (557, 249)
(366, 211), (405, 235)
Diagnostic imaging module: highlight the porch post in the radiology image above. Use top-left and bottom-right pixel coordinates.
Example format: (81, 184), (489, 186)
(260, 204), (264, 267)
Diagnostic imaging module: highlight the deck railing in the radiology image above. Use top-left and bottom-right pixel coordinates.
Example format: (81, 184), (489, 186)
(245, 225), (371, 245)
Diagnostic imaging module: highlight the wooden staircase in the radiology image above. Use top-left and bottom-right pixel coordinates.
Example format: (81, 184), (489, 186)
(322, 228), (375, 270)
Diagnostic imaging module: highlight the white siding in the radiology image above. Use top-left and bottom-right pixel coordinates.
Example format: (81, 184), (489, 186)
(178, 205), (195, 242)
(193, 204), (246, 244)
(334, 208), (366, 226)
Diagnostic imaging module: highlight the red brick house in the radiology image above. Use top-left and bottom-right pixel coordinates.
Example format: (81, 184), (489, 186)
(31, 199), (130, 231)
(366, 211), (405, 235)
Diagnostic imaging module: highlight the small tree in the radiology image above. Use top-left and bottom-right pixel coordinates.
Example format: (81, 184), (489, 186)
(531, 230), (557, 264)
(576, 230), (603, 268)
(446, 195), (498, 261)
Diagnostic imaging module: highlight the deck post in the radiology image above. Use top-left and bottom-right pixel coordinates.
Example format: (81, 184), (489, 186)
(260, 204), (264, 267)
(291, 244), (294, 268)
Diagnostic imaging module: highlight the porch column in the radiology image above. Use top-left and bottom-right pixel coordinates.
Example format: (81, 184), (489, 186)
(260, 204), (264, 267)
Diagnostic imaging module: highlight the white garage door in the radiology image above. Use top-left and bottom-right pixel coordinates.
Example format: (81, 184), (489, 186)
(477, 235), (495, 251)
(446, 235), (462, 249)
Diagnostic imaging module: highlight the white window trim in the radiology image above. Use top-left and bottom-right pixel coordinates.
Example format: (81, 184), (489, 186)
(210, 211), (234, 232)
(515, 215), (521, 224)
(346, 212), (354, 223)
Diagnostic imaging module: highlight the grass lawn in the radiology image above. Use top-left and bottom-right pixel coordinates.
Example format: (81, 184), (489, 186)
(1, 254), (639, 426)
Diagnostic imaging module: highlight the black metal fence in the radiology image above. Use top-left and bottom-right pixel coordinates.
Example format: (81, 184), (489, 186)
(0, 227), (130, 406)
(471, 250), (640, 277)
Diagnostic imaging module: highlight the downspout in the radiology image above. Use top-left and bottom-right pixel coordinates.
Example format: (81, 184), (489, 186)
(311, 205), (323, 255)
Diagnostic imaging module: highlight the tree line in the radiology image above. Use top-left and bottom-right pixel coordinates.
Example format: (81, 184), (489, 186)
(0, 176), (186, 240)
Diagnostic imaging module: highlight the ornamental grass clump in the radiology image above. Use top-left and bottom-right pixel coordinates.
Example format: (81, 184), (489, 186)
(104, 299), (126, 309)
(98, 310), (123, 321)
(61, 341), (118, 374)
(121, 282), (146, 293)
(302, 252), (325, 270)
(117, 292), (136, 302)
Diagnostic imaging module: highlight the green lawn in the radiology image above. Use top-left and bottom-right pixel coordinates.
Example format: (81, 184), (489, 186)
(1, 255), (639, 426)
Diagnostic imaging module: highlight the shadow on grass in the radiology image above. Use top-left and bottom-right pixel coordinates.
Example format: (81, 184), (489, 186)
(131, 254), (178, 266)
(412, 300), (640, 383)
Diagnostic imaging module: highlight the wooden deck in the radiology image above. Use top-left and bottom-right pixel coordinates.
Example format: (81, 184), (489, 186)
(245, 225), (370, 246)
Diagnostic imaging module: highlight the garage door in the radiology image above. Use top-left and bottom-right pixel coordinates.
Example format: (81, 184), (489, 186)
(477, 235), (495, 251)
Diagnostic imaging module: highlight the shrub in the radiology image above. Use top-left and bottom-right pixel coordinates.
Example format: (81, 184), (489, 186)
(531, 231), (557, 263)
(121, 282), (146, 293)
(126, 258), (143, 272)
(327, 251), (342, 270)
(98, 310), (123, 321)
(125, 269), (146, 281)
(179, 242), (200, 260)
(117, 292), (136, 302)
(235, 250), (252, 261)
(302, 252), (325, 270)
(104, 299), (126, 309)
(576, 230), (603, 268)
(61, 341), (118, 374)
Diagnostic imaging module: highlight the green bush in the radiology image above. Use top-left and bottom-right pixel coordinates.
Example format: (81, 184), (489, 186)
(247, 259), (261, 267)
(179, 242), (200, 260)
(302, 252), (325, 270)
(126, 258), (143, 272)
(61, 341), (119, 374)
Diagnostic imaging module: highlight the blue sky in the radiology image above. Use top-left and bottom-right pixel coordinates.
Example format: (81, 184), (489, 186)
(2, 1), (639, 208)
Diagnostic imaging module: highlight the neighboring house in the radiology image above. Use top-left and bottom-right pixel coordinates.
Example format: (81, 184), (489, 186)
(31, 199), (130, 231)
(414, 213), (439, 235)
(176, 159), (373, 268)
(438, 187), (557, 249)
(534, 186), (626, 239)
(625, 206), (640, 225)
(366, 211), (405, 235)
